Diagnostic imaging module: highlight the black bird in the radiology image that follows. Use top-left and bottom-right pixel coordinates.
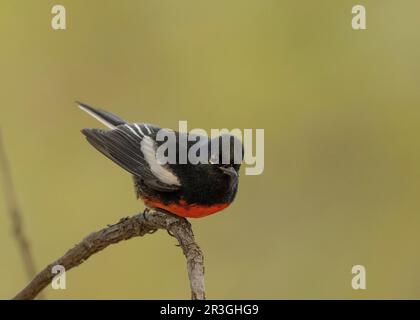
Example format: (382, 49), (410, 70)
(79, 102), (242, 218)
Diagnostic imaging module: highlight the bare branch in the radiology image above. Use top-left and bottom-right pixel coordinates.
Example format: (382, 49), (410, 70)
(0, 130), (44, 298)
(12, 209), (206, 300)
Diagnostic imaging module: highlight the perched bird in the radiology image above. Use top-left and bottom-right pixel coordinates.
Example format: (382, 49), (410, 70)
(78, 102), (243, 218)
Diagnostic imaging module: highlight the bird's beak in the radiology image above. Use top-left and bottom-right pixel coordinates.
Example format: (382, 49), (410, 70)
(219, 166), (238, 178)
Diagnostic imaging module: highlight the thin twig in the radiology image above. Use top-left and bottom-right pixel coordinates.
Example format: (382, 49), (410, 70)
(0, 130), (43, 298)
(13, 209), (205, 300)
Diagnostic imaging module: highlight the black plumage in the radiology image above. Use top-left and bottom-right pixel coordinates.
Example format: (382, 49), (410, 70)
(79, 102), (242, 217)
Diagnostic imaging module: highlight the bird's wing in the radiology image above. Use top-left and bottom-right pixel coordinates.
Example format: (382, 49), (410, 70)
(77, 101), (127, 129)
(81, 123), (181, 192)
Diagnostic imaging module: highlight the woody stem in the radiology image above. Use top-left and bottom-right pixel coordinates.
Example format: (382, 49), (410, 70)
(13, 209), (205, 300)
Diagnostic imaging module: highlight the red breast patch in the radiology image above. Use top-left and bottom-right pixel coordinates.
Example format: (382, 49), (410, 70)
(143, 198), (229, 218)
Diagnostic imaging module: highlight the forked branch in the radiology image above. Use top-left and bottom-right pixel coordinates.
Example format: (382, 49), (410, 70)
(13, 209), (205, 300)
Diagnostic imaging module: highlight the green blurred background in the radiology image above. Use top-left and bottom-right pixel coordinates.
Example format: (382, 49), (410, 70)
(1, 0), (420, 299)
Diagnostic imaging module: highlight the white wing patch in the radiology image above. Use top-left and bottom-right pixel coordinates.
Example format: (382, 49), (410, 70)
(140, 136), (181, 186)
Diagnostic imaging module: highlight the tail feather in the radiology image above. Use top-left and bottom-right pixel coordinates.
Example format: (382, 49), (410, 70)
(77, 101), (127, 129)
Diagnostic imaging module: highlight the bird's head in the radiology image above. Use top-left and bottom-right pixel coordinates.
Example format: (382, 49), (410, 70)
(208, 134), (244, 179)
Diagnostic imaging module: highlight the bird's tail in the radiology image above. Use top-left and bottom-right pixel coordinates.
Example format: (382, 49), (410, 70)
(77, 101), (127, 129)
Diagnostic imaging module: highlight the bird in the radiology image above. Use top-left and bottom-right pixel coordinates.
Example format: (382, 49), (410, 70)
(78, 102), (243, 218)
